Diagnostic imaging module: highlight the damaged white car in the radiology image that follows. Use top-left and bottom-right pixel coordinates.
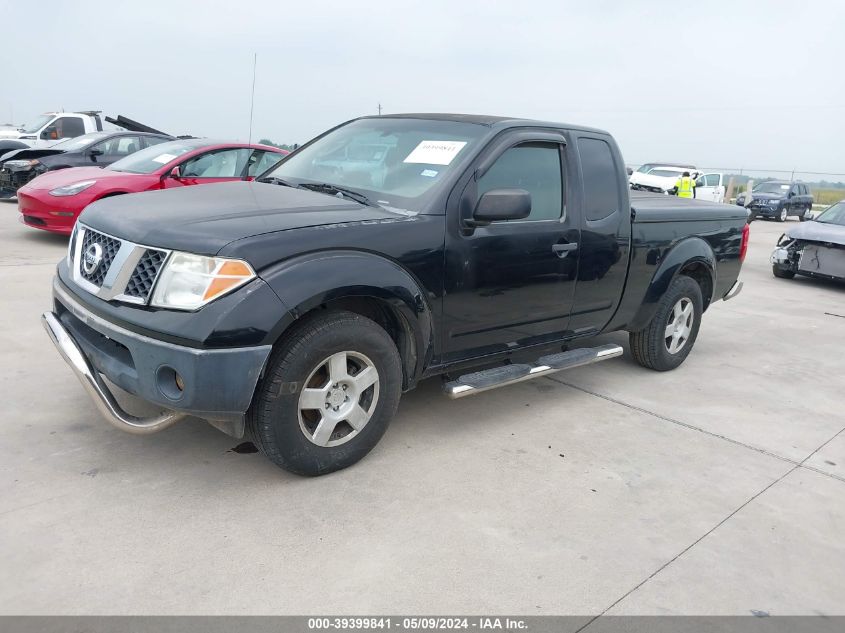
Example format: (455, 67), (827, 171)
(771, 201), (845, 282)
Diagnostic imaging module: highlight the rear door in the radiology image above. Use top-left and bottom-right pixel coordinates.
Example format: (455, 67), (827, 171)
(441, 130), (579, 362)
(566, 134), (631, 334)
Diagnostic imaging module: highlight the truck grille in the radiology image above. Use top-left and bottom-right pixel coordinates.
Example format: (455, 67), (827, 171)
(79, 229), (122, 287)
(123, 249), (167, 301)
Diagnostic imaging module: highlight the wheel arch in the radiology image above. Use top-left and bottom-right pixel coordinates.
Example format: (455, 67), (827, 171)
(261, 250), (434, 390)
(629, 236), (716, 331)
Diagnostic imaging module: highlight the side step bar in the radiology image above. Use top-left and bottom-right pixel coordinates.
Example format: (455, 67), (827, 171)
(443, 344), (623, 399)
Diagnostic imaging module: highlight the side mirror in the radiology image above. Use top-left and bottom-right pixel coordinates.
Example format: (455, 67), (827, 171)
(168, 166), (182, 179)
(89, 148), (103, 158)
(788, 191), (795, 198)
(472, 188), (532, 224)
(41, 127), (57, 140)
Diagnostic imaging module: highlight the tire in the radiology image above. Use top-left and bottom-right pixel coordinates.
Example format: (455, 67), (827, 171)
(776, 208), (788, 222)
(629, 275), (703, 372)
(772, 264), (796, 279)
(247, 310), (402, 476)
(799, 206), (810, 222)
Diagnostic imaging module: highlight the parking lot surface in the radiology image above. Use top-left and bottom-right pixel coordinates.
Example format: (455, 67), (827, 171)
(1, 201), (843, 616)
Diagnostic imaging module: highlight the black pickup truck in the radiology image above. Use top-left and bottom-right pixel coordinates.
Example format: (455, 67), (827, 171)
(43, 114), (748, 475)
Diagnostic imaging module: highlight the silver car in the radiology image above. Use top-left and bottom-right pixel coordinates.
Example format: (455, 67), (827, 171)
(771, 201), (845, 281)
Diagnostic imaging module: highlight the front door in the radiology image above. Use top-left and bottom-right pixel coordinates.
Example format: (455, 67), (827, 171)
(695, 173), (724, 202)
(442, 133), (579, 362)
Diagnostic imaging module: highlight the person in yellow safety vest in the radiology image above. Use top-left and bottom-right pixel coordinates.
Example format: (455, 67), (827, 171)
(673, 171), (696, 199)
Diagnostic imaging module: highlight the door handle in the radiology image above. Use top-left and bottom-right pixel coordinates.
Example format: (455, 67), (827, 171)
(552, 242), (578, 258)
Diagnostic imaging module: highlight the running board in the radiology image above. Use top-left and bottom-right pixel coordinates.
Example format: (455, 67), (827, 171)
(443, 344), (624, 399)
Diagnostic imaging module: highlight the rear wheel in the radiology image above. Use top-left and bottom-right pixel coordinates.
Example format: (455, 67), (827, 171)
(629, 275), (703, 371)
(247, 310), (402, 476)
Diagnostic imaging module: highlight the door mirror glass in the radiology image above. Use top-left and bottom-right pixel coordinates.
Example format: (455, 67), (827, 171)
(169, 165), (182, 178)
(473, 188), (532, 223)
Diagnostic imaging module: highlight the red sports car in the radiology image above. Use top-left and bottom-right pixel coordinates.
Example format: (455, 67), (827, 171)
(17, 139), (288, 235)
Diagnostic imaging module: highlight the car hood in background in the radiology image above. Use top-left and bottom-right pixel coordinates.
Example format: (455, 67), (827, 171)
(21, 166), (115, 190)
(786, 221), (845, 247)
(746, 193), (785, 201)
(80, 181), (408, 255)
(0, 147), (66, 163)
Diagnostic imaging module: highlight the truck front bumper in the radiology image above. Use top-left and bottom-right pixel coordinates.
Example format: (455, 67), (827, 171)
(45, 277), (272, 437)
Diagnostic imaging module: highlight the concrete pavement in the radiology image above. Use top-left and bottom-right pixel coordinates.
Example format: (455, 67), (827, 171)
(0, 200), (843, 616)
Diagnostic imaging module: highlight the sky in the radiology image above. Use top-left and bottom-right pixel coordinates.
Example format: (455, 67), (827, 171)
(4, 0), (844, 178)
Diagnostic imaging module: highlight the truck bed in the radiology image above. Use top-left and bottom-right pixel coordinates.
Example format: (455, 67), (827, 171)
(630, 191), (747, 223)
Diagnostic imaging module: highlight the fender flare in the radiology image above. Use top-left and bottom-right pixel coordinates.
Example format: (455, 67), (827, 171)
(261, 250), (434, 384)
(629, 237), (716, 331)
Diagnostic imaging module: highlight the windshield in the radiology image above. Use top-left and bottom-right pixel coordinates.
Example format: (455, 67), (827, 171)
(108, 140), (197, 174)
(50, 132), (109, 151)
(20, 114), (53, 134)
(753, 182), (790, 194)
(264, 118), (488, 212)
(815, 201), (845, 225)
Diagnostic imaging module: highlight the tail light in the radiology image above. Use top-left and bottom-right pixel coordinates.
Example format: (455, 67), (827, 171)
(739, 223), (750, 263)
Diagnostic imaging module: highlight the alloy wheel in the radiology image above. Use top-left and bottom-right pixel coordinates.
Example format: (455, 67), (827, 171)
(664, 298), (694, 354)
(297, 351), (380, 447)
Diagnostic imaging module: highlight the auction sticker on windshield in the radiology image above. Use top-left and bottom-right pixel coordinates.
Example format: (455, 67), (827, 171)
(404, 141), (467, 165)
(152, 153), (177, 164)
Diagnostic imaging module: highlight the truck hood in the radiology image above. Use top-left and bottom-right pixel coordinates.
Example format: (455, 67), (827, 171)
(785, 220), (845, 247)
(80, 181), (407, 255)
(0, 129), (23, 140)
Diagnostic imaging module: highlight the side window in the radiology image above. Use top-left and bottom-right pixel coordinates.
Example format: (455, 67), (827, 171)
(477, 142), (563, 221)
(180, 148), (251, 178)
(143, 136), (169, 149)
(54, 116), (85, 139)
(578, 137), (620, 221)
(95, 136), (142, 156)
(705, 174), (720, 187)
(247, 150), (284, 177)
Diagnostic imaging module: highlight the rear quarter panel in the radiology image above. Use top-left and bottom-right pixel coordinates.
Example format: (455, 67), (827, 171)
(605, 194), (746, 333)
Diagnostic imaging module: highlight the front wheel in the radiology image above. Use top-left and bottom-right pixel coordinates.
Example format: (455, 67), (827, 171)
(629, 275), (703, 371)
(247, 310), (402, 476)
(772, 264), (796, 279)
(777, 208), (788, 222)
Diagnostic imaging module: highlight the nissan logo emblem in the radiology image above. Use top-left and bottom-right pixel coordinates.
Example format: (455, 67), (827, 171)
(83, 243), (103, 275)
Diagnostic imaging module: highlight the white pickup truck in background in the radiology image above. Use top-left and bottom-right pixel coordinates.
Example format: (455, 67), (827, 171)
(0, 111), (106, 148)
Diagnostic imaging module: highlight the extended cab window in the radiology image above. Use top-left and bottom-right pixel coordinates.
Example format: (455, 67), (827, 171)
(477, 142), (563, 221)
(578, 138), (620, 221)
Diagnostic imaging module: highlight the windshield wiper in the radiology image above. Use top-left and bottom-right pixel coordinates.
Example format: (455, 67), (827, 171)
(257, 176), (301, 189)
(299, 182), (379, 208)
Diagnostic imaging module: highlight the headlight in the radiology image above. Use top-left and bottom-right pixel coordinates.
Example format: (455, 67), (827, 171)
(151, 252), (255, 310)
(49, 180), (97, 196)
(3, 159), (38, 171)
(67, 224), (79, 264)
(769, 199), (780, 206)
